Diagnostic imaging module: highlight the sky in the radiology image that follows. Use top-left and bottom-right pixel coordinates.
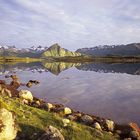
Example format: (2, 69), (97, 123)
(0, 0), (140, 50)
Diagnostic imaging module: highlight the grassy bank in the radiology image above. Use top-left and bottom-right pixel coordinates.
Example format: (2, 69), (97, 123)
(50, 55), (140, 63)
(0, 96), (119, 140)
(0, 57), (42, 64)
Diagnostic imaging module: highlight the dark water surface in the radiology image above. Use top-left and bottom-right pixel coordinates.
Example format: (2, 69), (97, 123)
(0, 62), (140, 125)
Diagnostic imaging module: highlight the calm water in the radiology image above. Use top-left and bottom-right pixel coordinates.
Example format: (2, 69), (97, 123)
(0, 62), (140, 125)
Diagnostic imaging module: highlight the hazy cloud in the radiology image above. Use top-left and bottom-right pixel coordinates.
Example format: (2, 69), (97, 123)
(0, 0), (140, 50)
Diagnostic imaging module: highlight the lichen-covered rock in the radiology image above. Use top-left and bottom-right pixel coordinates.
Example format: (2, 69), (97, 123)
(0, 108), (18, 140)
(105, 119), (114, 131)
(93, 122), (102, 131)
(0, 86), (12, 97)
(26, 82), (33, 88)
(64, 107), (72, 115)
(129, 122), (140, 135)
(19, 90), (33, 102)
(38, 125), (65, 140)
(46, 103), (54, 111)
(81, 115), (93, 124)
(62, 119), (70, 127)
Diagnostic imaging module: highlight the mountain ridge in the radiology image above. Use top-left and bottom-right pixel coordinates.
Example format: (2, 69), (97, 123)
(76, 43), (140, 56)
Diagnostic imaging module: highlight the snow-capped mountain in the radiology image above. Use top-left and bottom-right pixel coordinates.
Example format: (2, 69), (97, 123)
(76, 43), (140, 56)
(0, 45), (48, 57)
(29, 45), (48, 52)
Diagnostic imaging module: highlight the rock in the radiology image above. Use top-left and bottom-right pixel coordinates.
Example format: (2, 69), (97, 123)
(10, 81), (20, 89)
(29, 80), (40, 85)
(105, 119), (114, 131)
(116, 130), (122, 135)
(10, 75), (19, 80)
(36, 100), (41, 106)
(19, 90), (33, 102)
(81, 115), (93, 124)
(115, 124), (132, 136)
(26, 82), (33, 88)
(93, 122), (102, 131)
(123, 138), (132, 140)
(46, 103), (54, 111)
(38, 125), (65, 140)
(0, 80), (6, 85)
(129, 122), (140, 135)
(0, 88), (12, 97)
(62, 119), (70, 127)
(67, 115), (77, 121)
(64, 107), (72, 115)
(130, 131), (139, 138)
(22, 99), (29, 105)
(94, 129), (103, 137)
(0, 108), (18, 140)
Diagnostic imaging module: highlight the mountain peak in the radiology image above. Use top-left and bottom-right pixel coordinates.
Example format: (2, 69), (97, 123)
(42, 44), (81, 57)
(49, 43), (61, 49)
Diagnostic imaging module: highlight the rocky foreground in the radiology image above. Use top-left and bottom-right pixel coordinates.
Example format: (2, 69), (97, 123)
(0, 75), (140, 140)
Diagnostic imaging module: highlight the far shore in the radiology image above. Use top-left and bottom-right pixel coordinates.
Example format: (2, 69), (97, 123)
(0, 55), (140, 64)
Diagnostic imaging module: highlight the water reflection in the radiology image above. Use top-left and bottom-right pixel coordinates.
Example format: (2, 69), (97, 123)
(0, 61), (140, 125)
(0, 61), (140, 75)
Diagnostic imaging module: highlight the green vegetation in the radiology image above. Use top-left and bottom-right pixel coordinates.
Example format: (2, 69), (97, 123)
(0, 96), (119, 140)
(0, 56), (42, 64)
(42, 43), (81, 57)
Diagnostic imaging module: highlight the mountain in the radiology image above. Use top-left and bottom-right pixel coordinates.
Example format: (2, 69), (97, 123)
(76, 63), (140, 75)
(42, 61), (81, 75)
(0, 45), (48, 58)
(76, 43), (140, 56)
(42, 43), (81, 57)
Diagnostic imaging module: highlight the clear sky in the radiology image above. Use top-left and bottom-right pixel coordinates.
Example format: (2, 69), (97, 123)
(0, 0), (140, 50)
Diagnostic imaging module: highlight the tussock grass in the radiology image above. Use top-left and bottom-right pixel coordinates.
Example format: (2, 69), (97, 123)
(0, 96), (119, 140)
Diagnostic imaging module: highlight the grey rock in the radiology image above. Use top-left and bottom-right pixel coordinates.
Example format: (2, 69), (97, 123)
(130, 130), (139, 138)
(81, 115), (93, 124)
(93, 122), (102, 131)
(105, 119), (114, 131)
(38, 125), (65, 140)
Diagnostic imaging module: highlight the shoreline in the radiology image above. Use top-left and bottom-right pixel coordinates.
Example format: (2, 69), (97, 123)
(0, 75), (140, 139)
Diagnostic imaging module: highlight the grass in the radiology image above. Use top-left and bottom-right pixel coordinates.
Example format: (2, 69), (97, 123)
(0, 57), (42, 64)
(50, 55), (140, 63)
(0, 96), (119, 140)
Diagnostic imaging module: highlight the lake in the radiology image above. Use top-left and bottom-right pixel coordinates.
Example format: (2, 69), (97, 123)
(0, 61), (140, 125)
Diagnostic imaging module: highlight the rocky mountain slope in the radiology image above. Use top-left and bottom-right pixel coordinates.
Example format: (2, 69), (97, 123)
(42, 43), (81, 57)
(76, 43), (140, 56)
(0, 44), (81, 58)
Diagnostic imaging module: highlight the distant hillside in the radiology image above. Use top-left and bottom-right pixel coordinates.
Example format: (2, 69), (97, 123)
(42, 43), (81, 57)
(76, 43), (140, 56)
(0, 45), (48, 58)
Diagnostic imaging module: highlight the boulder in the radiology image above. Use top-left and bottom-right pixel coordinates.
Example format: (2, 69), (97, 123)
(62, 119), (70, 127)
(38, 125), (65, 140)
(0, 86), (12, 97)
(64, 107), (72, 115)
(105, 119), (114, 131)
(0, 108), (18, 140)
(81, 115), (93, 124)
(129, 122), (140, 135)
(19, 90), (33, 102)
(26, 82), (33, 88)
(46, 103), (54, 111)
(129, 130), (139, 139)
(93, 122), (102, 131)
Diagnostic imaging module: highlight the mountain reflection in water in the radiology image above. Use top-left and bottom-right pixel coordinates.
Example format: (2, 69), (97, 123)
(0, 61), (140, 75)
(0, 61), (140, 125)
